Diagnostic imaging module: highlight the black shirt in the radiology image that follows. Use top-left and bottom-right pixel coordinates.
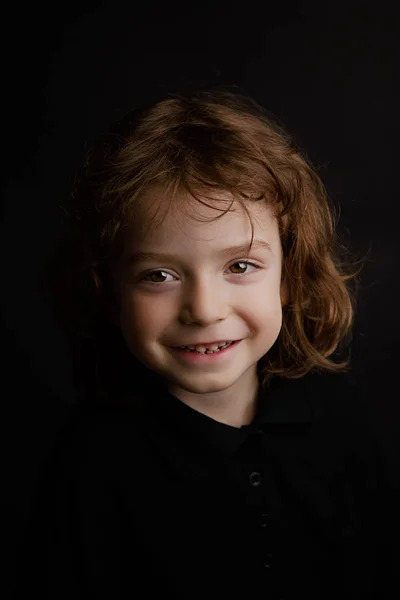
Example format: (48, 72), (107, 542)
(14, 371), (399, 599)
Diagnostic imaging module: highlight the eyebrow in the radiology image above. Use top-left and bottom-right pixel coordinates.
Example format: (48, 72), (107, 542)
(124, 239), (273, 266)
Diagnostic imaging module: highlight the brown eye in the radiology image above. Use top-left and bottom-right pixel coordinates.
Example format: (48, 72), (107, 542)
(142, 270), (172, 283)
(229, 261), (259, 275)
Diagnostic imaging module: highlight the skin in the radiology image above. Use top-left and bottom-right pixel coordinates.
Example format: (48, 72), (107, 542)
(114, 189), (288, 428)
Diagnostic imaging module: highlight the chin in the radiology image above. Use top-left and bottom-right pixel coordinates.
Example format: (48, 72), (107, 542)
(168, 374), (237, 395)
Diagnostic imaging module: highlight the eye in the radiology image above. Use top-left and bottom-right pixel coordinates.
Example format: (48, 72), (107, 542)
(140, 270), (175, 283)
(228, 260), (260, 275)
(139, 260), (261, 285)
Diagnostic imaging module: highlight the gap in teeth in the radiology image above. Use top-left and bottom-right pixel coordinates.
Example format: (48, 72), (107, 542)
(180, 341), (233, 353)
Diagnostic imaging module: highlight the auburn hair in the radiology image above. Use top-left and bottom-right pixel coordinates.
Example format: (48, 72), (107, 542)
(41, 86), (367, 403)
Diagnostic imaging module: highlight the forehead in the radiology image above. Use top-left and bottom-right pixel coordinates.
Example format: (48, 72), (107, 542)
(128, 188), (279, 247)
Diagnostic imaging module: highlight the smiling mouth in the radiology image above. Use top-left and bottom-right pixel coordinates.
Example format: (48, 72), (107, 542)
(171, 340), (236, 348)
(169, 340), (242, 356)
(180, 341), (234, 352)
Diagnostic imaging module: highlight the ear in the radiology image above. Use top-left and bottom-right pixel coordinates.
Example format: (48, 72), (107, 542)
(104, 276), (121, 327)
(106, 299), (120, 328)
(280, 280), (289, 307)
(110, 311), (120, 328)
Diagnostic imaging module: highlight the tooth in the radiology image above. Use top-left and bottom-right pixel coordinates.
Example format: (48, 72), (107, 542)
(178, 341), (233, 353)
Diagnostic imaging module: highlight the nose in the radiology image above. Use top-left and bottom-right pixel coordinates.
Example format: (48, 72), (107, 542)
(179, 277), (228, 325)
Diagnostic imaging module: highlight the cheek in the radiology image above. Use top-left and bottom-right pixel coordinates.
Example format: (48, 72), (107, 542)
(246, 300), (282, 343)
(119, 293), (173, 339)
(245, 292), (282, 323)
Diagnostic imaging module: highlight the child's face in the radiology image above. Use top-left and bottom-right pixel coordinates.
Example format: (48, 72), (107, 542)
(115, 189), (286, 403)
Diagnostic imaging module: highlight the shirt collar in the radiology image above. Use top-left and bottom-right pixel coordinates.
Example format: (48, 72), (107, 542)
(120, 370), (334, 479)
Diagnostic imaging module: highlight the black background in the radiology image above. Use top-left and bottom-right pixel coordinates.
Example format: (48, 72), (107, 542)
(3, 1), (399, 592)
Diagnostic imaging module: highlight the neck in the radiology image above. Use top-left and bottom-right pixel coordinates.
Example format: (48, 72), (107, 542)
(168, 366), (260, 428)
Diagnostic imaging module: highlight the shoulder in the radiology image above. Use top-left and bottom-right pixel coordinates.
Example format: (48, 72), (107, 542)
(306, 372), (399, 487)
(278, 371), (383, 465)
(301, 370), (370, 426)
(48, 400), (150, 485)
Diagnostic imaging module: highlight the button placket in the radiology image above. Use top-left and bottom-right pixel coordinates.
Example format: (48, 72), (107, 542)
(247, 471), (276, 575)
(248, 471), (262, 487)
(259, 511), (274, 569)
(263, 551), (274, 568)
(243, 435), (283, 598)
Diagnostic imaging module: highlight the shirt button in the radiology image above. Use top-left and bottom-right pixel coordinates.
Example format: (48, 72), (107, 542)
(260, 513), (269, 527)
(249, 471), (262, 486)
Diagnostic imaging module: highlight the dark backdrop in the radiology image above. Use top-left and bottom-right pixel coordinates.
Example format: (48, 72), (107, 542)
(3, 1), (399, 592)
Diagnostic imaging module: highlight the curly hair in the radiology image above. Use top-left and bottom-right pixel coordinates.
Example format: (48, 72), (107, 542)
(41, 86), (368, 404)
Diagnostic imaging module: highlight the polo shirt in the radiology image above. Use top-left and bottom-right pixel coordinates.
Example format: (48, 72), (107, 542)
(13, 369), (398, 599)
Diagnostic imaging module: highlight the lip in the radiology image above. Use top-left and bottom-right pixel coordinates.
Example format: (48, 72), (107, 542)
(168, 339), (241, 364)
(170, 339), (236, 348)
